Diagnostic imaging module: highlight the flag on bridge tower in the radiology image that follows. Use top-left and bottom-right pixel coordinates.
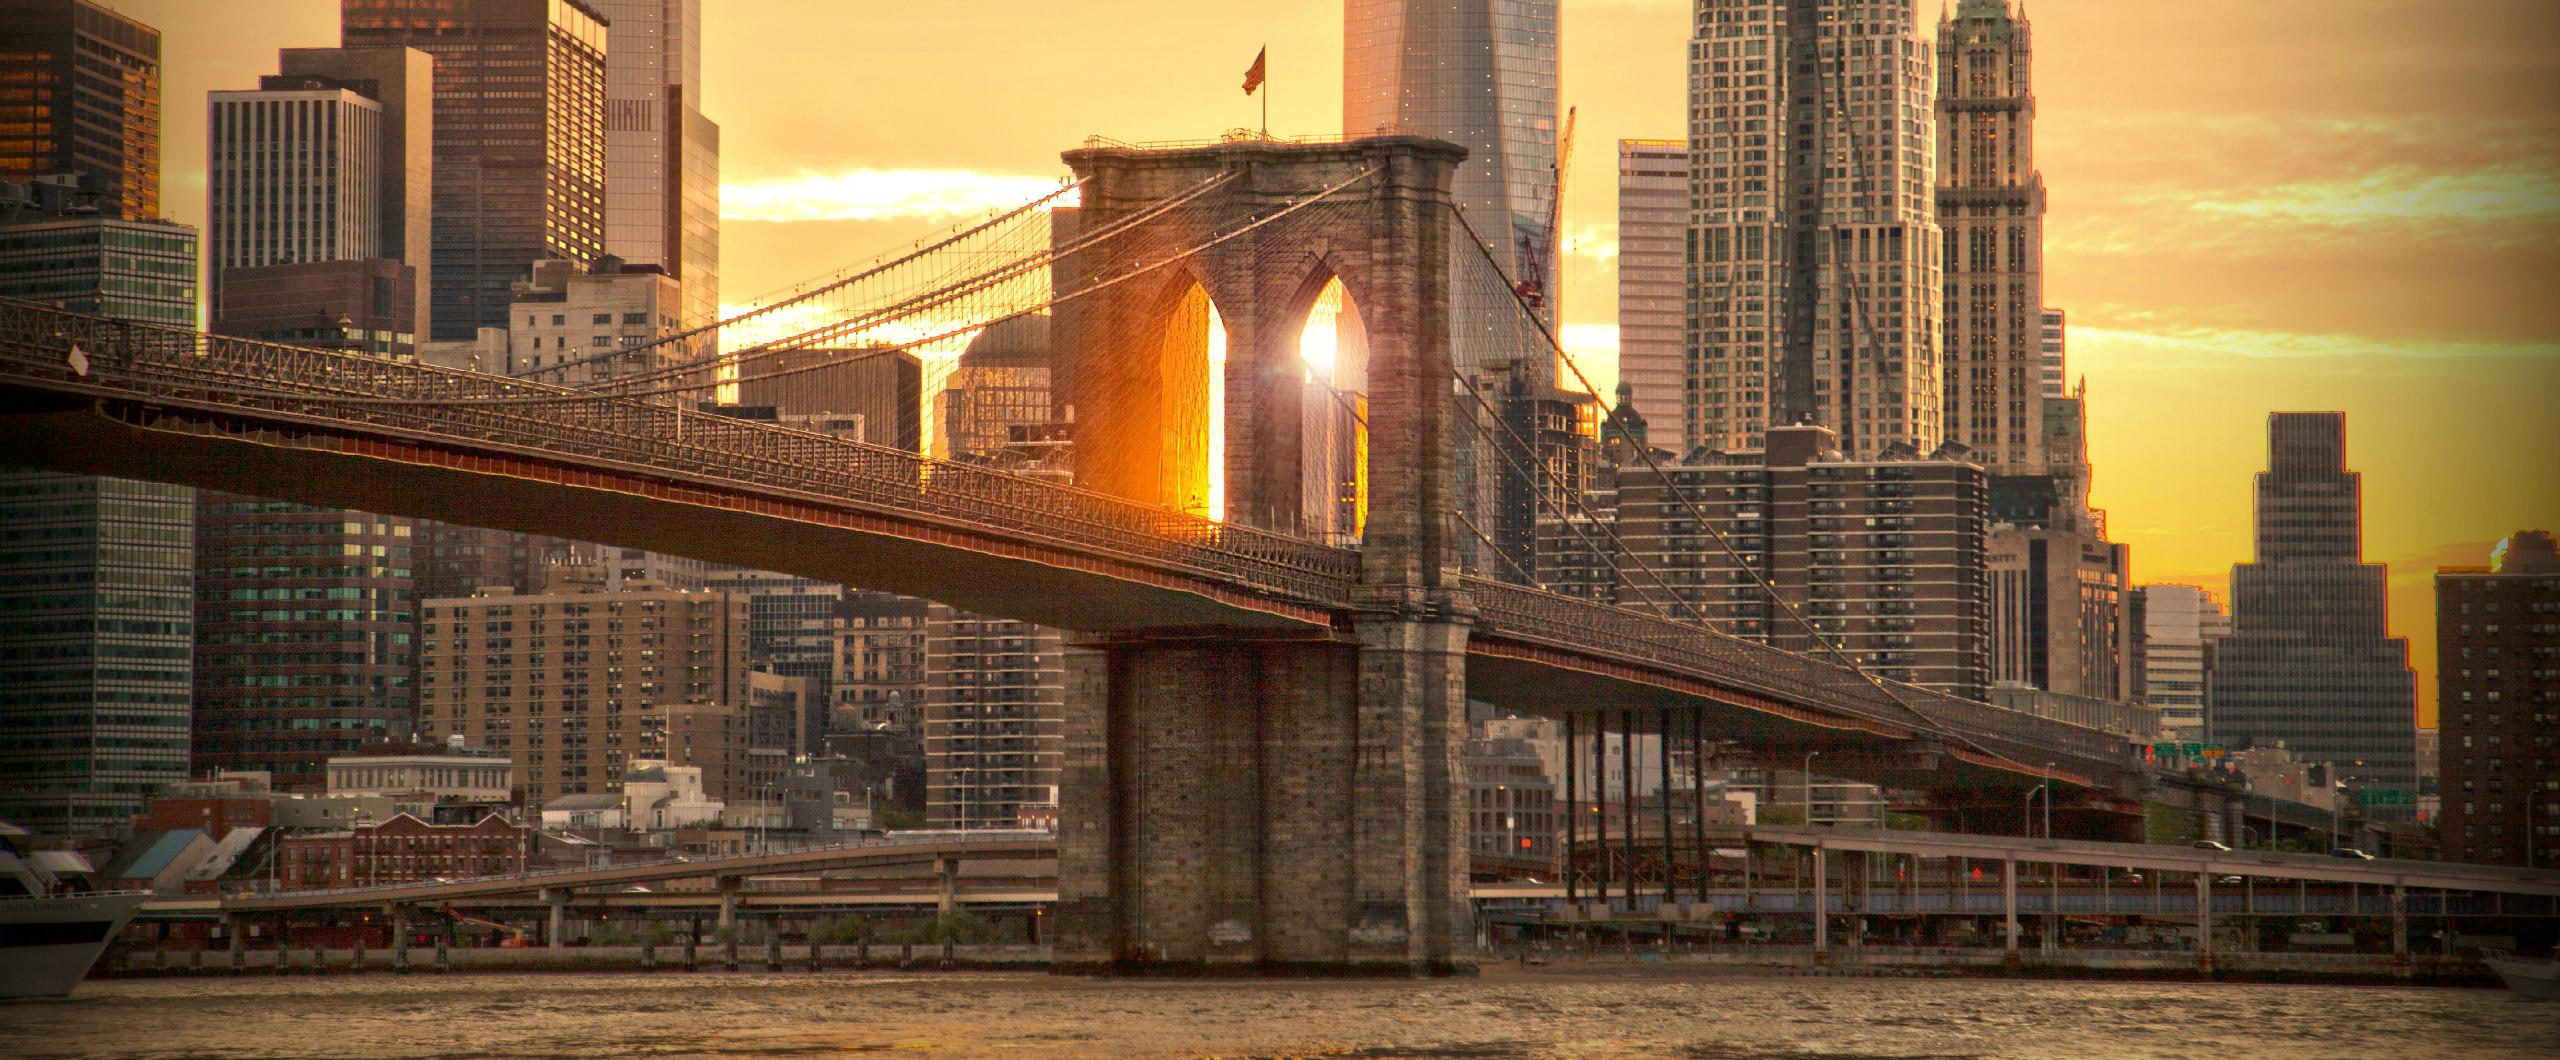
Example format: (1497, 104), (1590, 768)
(1242, 47), (1266, 95)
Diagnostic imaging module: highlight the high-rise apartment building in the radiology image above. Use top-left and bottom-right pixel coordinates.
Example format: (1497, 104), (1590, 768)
(2138, 584), (2230, 740)
(1611, 424), (1991, 698)
(2436, 530), (2559, 869)
(0, 0), (159, 221)
(1616, 139), (1688, 449)
(923, 605), (1062, 829)
(1686, 0), (1943, 460)
(415, 568), (750, 808)
(834, 591), (928, 730)
(190, 497), (416, 791)
(1934, 0), (2044, 473)
(340, 0), (607, 341)
(2208, 413), (2418, 808)
(0, 198), (196, 325)
(504, 256), (700, 384)
(588, 0), (718, 328)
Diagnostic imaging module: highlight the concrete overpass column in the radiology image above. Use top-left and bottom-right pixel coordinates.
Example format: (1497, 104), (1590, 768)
(2391, 881), (2408, 960)
(935, 858), (958, 917)
(225, 913), (245, 973)
(2001, 857), (2018, 955)
(544, 889), (569, 950)
(1811, 844), (1829, 960)
(2195, 872), (2214, 972)
(716, 878), (739, 934)
(390, 906), (411, 973)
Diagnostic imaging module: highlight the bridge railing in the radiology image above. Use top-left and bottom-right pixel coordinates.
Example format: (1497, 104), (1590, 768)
(0, 300), (1358, 606)
(1464, 577), (2135, 777)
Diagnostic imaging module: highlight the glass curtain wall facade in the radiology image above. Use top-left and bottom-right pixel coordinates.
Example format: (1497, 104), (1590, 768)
(2208, 413), (2419, 811)
(1615, 139), (1688, 450)
(190, 497), (416, 792)
(0, 0), (160, 221)
(589, 0), (718, 328)
(0, 472), (194, 837)
(1686, 0), (1943, 460)
(340, 0), (607, 341)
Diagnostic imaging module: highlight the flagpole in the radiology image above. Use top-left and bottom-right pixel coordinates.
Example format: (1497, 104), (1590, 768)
(1261, 44), (1269, 139)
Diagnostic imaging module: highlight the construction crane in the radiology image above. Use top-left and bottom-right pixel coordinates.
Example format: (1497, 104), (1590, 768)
(1514, 105), (1577, 315)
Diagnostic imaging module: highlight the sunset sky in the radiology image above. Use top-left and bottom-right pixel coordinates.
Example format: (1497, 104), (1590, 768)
(131, 0), (2559, 726)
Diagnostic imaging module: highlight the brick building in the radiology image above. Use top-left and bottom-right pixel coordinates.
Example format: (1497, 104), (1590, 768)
(273, 812), (528, 890)
(2437, 530), (2560, 868)
(414, 567), (749, 807)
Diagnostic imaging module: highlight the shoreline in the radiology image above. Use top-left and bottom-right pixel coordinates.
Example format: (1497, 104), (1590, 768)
(92, 943), (2507, 990)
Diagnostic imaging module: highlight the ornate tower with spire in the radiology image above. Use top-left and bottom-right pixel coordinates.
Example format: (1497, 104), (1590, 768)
(1936, 0), (2046, 473)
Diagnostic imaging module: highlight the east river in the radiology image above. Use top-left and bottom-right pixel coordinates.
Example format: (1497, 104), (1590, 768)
(14, 970), (2557, 1057)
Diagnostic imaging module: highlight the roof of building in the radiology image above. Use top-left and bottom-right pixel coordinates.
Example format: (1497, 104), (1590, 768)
(544, 794), (625, 812)
(98, 829), (207, 881)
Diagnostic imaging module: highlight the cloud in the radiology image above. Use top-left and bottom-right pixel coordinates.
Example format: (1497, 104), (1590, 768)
(723, 169), (1076, 223)
(2188, 164), (2560, 226)
(1564, 225), (1618, 264)
(2072, 323), (2560, 362)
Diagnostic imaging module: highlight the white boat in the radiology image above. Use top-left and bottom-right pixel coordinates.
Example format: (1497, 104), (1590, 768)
(1, 824), (148, 1000)
(0, 891), (150, 1000)
(2484, 953), (2560, 1001)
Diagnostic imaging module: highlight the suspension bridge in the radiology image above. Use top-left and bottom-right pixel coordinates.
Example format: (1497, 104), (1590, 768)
(0, 135), (2149, 976)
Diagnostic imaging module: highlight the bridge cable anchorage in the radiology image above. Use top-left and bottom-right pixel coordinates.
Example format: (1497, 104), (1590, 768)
(219, 166), (1383, 412)
(1444, 202), (2032, 778)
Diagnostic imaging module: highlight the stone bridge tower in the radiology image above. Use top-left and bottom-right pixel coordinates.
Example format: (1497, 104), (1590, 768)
(1053, 137), (1477, 975)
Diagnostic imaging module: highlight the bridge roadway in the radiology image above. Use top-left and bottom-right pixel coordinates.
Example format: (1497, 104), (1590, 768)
(138, 828), (2558, 921)
(0, 299), (2130, 793)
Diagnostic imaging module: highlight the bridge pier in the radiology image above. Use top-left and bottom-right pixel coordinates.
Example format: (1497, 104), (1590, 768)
(1056, 618), (1473, 977)
(544, 888), (569, 950)
(390, 906), (410, 973)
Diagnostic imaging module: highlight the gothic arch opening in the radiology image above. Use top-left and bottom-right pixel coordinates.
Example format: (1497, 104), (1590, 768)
(1295, 275), (1369, 545)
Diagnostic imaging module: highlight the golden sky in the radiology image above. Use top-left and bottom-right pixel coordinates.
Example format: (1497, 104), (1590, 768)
(134, 0), (2560, 726)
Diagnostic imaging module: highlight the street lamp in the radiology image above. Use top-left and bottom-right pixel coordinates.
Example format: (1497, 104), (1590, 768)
(1802, 750), (1820, 828)
(2042, 762), (2055, 840)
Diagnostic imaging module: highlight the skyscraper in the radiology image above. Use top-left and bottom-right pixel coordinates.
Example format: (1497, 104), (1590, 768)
(0, 3), (193, 838)
(2138, 584), (2230, 740)
(0, 0), (159, 221)
(2435, 531), (2559, 869)
(1615, 139), (1688, 449)
(1344, 0), (1559, 332)
(2209, 413), (2418, 808)
(1935, 0), (2045, 473)
(1686, 0), (1943, 460)
(209, 46), (434, 347)
(189, 498), (416, 791)
(340, 0), (608, 341)
(588, 0), (719, 329)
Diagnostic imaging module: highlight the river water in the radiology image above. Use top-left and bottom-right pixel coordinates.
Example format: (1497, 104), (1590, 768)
(13, 970), (2555, 1058)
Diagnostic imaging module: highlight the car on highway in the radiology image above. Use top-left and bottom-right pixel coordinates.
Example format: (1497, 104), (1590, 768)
(2192, 840), (2232, 852)
(2330, 847), (2377, 860)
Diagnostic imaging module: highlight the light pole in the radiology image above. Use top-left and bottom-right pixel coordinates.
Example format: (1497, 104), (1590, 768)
(2021, 785), (2040, 840)
(1802, 750), (1820, 828)
(2042, 762), (2055, 840)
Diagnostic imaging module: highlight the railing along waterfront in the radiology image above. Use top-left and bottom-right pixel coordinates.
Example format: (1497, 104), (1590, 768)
(0, 299), (1358, 607)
